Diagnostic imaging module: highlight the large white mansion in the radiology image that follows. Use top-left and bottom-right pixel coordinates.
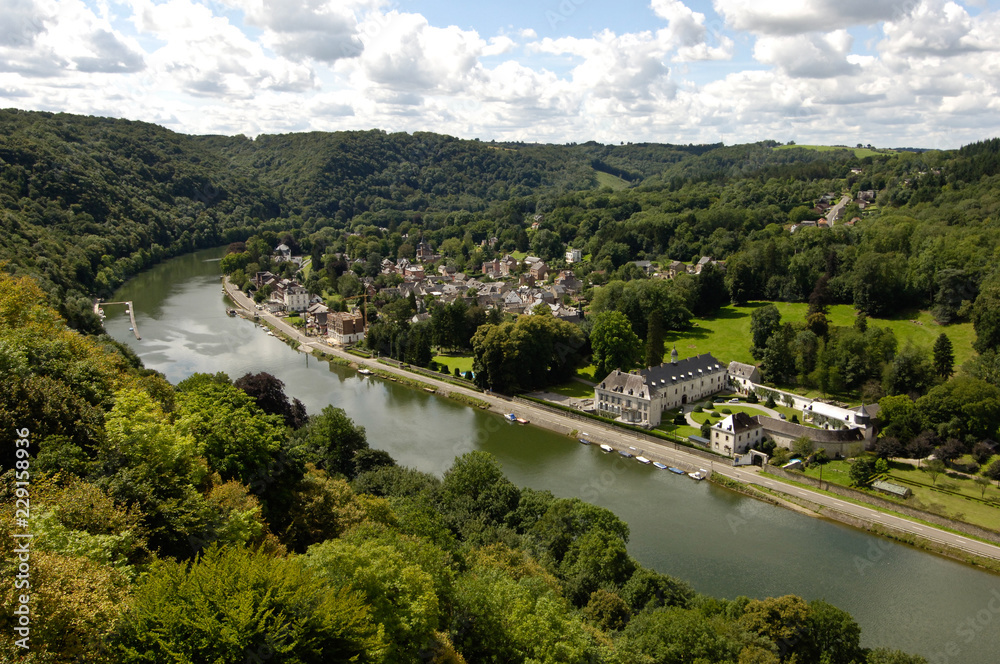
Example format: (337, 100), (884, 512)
(594, 349), (726, 427)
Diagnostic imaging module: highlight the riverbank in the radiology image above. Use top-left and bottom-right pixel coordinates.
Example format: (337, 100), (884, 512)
(222, 276), (1000, 569)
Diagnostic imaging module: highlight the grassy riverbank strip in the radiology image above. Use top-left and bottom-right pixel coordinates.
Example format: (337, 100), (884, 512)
(759, 472), (1000, 571)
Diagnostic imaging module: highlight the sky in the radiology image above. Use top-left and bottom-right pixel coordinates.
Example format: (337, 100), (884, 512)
(2, 0), (999, 148)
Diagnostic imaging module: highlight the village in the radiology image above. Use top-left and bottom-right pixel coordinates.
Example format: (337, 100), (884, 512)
(240, 240), (897, 477)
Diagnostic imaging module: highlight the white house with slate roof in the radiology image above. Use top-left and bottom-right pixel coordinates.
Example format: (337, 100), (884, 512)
(594, 349), (726, 427)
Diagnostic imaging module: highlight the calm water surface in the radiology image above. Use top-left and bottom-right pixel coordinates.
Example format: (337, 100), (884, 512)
(107, 247), (1000, 662)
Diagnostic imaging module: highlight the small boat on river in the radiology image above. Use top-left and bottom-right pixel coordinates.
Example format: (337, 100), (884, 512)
(636, 456), (651, 464)
(667, 467), (686, 475)
(652, 461), (668, 470)
(600, 444), (613, 453)
(358, 368), (372, 375)
(688, 469), (708, 481)
(618, 449), (634, 458)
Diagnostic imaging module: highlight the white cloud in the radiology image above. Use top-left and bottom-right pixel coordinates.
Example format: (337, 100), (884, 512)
(132, 0), (314, 98)
(225, 0), (368, 62)
(713, 0), (918, 35)
(754, 30), (859, 78)
(651, 0), (734, 60)
(880, 0), (995, 57)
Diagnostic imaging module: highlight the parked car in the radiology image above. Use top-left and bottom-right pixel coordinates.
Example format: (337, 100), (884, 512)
(728, 398), (740, 403)
(779, 413), (787, 420)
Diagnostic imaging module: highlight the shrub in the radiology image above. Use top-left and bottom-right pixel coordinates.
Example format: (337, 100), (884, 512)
(747, 392), (759, 404)
(427, 360), (438, 372)
(721, 408), (731, 415)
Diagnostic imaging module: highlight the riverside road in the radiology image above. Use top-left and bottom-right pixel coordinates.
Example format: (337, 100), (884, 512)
(223, 277), (1000, 564)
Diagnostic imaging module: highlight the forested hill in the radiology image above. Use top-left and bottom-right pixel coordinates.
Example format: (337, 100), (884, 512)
(0, 109), (875, 328)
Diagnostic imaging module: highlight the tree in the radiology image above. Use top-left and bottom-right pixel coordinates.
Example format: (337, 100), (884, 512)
(971, 441), (994, 466)
(986, 459), (1000, 486)
(975, 475), (991, 498)
(972, 272), (1000, 354)
(874, 436), (902, 459)
(883, 342), (935, 397)
(750, 303), (782, 360)
(113, 545), (384, 663)
(439, 451), (520, 527)
(934, 438), (965, 465)
(924, 458), (946, 485)
(292, 405), (369, 478)
(645, 308), (666, 368)
(849, 457), (876, 487)
(933, 333), (955, 379)
(590, 310), (643, 378)
(234, 371), (308, 429)
(877, 395), (924, 443)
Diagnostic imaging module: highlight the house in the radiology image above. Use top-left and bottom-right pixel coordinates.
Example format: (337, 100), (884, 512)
(727, 361), (761, 393)
(566, 248), (582, 263)
(593, 350), (727, 427)
(283, 284), (310, 313)
(502, 290), (526, 313)
(329, 311), (366, 345)
(403, 265), (425, 281)
(529, 261), (548, 281)
(416, 241), (434, 261)
(665, 261), (687, 279)
(632, 260), (654, 275)
(274, 243), (292, 263)
(306, 302), (330, 335)
(482, 258), (502, 277)
(500, 255), (519, 276)
(711, 412), (765, 456)
(693, 256), (717, 274)
(438, 264), (456, 279)
(554, 270), (582, 294)
(754, 416), (868, 458)
(518, 274), (536, 288)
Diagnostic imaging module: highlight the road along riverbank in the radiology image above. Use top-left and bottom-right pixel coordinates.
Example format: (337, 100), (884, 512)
(223, 276), (1000, 570)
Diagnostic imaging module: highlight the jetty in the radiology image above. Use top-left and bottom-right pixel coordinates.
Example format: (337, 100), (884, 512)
(95, 299), (141, 339)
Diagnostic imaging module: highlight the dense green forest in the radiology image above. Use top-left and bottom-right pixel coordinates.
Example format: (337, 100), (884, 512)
(0, 272), (926, 663)
(4, 109), (1000, 660)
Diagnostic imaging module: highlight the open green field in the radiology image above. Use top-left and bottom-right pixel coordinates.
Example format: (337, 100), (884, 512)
(690, 404), (773, 427)
(773, 144), (889, 159)
(799, 459), (1000, 532)
(663, 301), (974, 368)
(432, 352), (474, 374)
(546, 380), (595, 399)
(594, 171), (631, 190)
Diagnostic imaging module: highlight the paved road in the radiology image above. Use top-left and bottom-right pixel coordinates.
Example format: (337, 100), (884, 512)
(223, 278), (1000, 563)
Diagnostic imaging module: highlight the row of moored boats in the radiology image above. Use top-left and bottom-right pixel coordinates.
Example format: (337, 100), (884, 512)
(578, 436), (707, 480)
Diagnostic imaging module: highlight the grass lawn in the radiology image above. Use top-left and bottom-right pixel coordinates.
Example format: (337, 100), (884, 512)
(547, 380), (594, 399)
(690, 404), (772, 426)
(510, 251), (527, 261)
(663, 301), (974, 370)
(432, 352), (474, 374)
(656, 423), (701, 438)
(594, 171), (631, 190)
(773, 144), (889, 159)
(799, 459), (1000, 532)
(576, 364), (599, 382)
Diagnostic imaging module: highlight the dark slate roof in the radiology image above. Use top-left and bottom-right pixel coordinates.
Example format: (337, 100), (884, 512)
(727, 361), (758, 379)
(754, 416), (865, 443)
(598, 353), (724, 397)
(644, 353), (725, 386)
(715, 412), (760, 434)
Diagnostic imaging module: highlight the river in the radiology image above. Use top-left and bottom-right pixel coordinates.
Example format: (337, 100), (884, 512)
(106, 247), (1000, 662)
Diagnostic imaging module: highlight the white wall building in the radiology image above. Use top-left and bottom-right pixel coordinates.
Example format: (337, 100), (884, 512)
(594, 350), (726, 427)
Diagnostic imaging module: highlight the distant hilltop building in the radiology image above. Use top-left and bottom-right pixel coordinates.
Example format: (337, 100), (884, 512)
(594, 349), (726, 427)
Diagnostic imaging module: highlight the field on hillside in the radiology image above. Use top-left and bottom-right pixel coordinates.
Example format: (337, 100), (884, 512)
(773, 144), (887, 159)
(594, 171), (631, 190)
(663, 301), (974, 368)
